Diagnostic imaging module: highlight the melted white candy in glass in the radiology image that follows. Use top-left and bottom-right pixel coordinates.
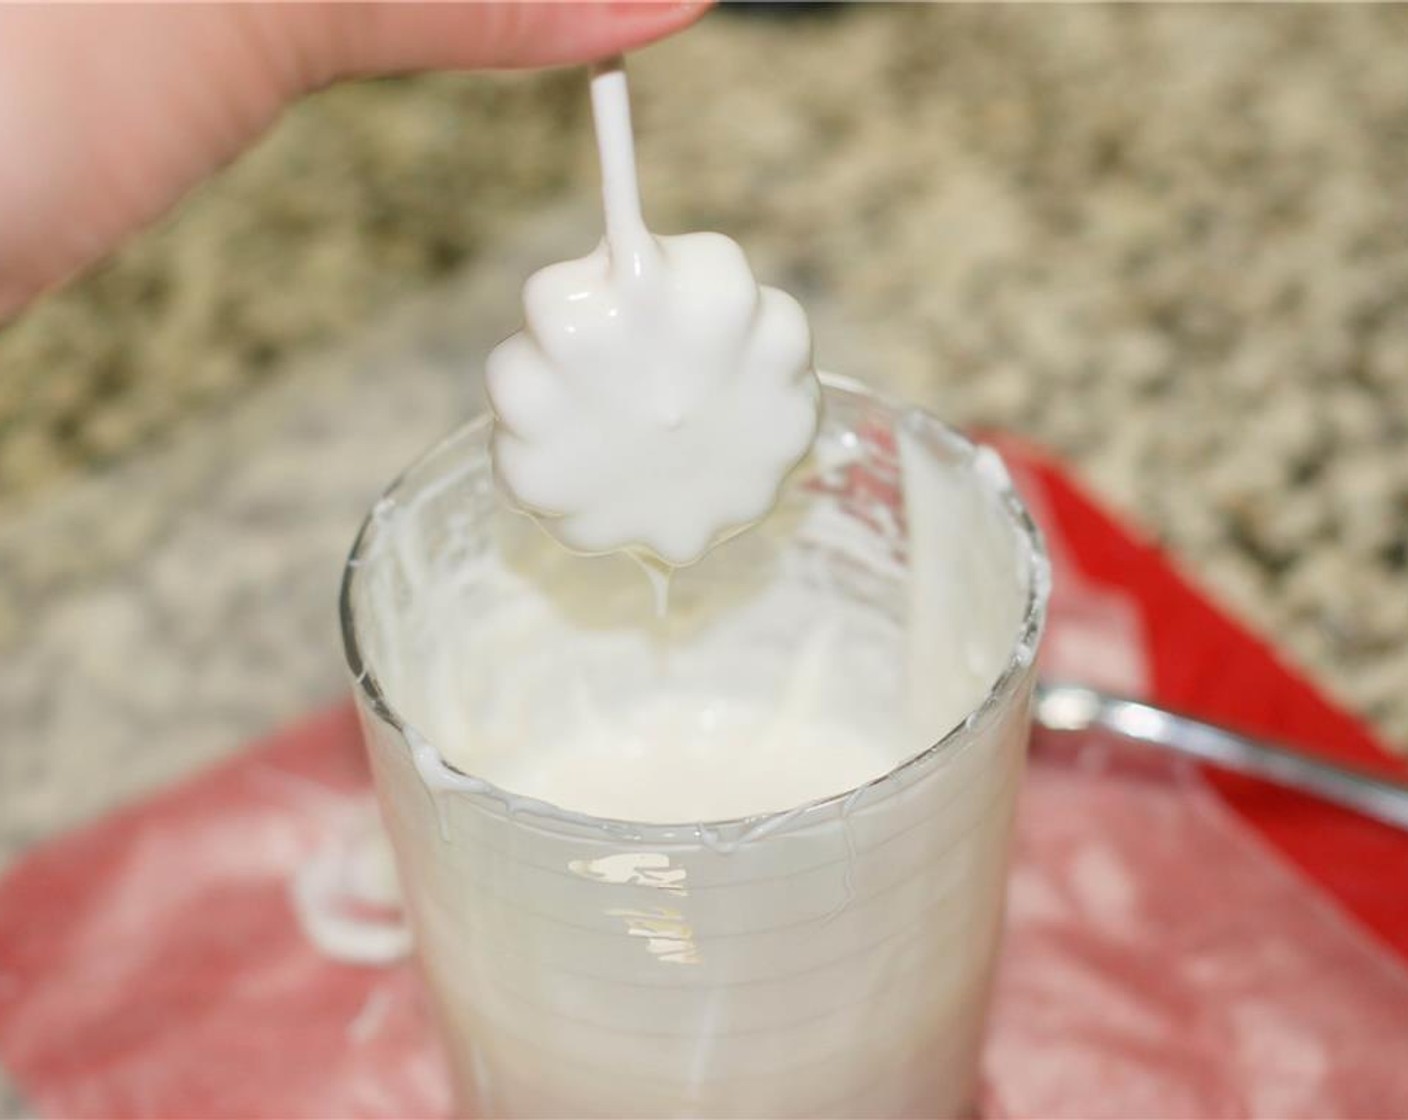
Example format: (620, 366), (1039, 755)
(486, 60), (820, 567)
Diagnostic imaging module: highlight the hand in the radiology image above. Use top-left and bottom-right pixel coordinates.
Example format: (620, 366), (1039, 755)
(0, 2), (709, 319)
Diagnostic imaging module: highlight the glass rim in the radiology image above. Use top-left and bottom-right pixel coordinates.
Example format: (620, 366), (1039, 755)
(338, 374), (1051, 844)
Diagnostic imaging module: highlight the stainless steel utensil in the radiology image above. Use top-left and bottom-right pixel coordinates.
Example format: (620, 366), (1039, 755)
(1034, 684), (1408, 832)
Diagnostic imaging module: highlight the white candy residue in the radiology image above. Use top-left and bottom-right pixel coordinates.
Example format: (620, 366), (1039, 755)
(290, 804), (412, 965)
(486, 59), (820, 567)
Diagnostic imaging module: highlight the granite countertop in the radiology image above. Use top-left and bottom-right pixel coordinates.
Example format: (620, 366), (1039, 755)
(3, 4), (1407, 856)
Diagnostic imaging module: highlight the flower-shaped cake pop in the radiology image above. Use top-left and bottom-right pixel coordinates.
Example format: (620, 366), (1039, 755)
(487, 230), (820, 567)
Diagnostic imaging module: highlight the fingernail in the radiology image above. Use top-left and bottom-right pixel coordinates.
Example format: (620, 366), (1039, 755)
(610, 1), (711, 20)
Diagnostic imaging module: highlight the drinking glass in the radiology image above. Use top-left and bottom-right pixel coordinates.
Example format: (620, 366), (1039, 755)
(340, 379), (1048, 1118)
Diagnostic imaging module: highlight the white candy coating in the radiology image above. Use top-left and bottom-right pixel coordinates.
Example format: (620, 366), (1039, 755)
(486, 59), (820, 567)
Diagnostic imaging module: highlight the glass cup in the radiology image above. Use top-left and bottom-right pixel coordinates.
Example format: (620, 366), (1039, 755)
(340, 378), (1048, 1119)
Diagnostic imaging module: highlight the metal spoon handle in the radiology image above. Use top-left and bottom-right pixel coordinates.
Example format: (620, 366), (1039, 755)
(1034, 684), (1408, 832)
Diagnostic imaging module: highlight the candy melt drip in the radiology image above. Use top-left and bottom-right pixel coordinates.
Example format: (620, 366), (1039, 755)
(486, 59), (820, 568)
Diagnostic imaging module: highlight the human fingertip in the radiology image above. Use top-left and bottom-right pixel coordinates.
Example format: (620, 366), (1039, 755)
(603, 0), (714, 38)
(606, 2), (713, 61)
